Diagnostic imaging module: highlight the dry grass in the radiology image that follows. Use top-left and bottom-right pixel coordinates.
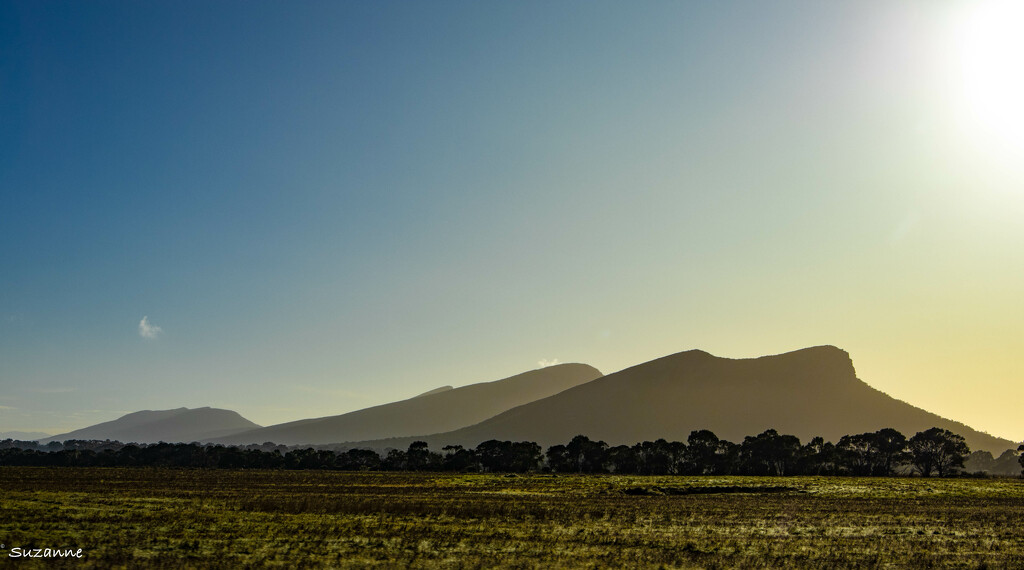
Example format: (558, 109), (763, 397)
(1, 468), (1022, 568)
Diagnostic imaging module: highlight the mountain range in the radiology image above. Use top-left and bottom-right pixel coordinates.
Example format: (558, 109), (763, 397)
(351, 346), (1015, 453)
(41, 407), (260, 444)
(209, 363), (603, 445)
(0, 431), (51, 441)
(32, 347), (1018, 452)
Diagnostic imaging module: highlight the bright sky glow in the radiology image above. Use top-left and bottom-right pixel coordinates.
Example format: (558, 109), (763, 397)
(1, 1), (1021, 443)
(949, 0), (1024, 187)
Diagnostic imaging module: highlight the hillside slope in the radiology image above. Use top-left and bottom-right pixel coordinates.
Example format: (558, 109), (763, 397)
(212, 363), (603, 445)
(354, 346), (1015, 453)
(42, 407), (261, 444)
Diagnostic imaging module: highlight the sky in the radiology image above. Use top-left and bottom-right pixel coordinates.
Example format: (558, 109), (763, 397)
(2, 1), (1022, 443)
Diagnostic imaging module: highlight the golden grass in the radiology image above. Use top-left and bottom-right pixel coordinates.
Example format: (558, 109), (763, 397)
(1, 468), (1022, 568)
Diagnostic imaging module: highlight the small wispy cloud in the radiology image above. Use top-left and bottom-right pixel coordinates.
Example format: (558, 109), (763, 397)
(0, 405), (15, 410)
(537, 358), (561, 368)
(138, 316), (162, 339)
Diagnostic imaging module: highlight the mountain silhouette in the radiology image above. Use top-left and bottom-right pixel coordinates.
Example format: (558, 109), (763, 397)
(0, 431), (51, 441)
(352, 346), (1015, 453)
(41, 407), (261, 444)
(413, 386), (454, 398)
(211, 363), (602, 446)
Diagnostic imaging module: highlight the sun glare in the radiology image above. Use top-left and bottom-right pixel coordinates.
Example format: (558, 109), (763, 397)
(952, 0), (1024, 170)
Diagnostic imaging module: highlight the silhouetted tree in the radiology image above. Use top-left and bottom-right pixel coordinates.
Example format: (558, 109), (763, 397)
(475, 440), (507, 472)
(381, 449), (407, 471)
(338, 448), (381, 471)
(683, 430), (736, 475)
(798, 437), (837, 475)
(965, 450), (995, 475)
(565, 435), (608, 473)
(683, 430), (718, 475)
(1018, 444), (1024, 476)
(406, 441), (441, 471)
(509, 441), (543, 472)
(508, 441), (543, 472)
(0, 428), (989, 477)
(440, 445), (478, 472)
(837, 429), (909, 476)
(119, 444), (141, 466)
(909, 428), (969, 477)
(284, 447), (335, 469)
(740, 429), (802, 476)
(606, 445), (639, 474)
(245, 447), (284, 469)
(871, 428), (910, 476)
(545, 444), (570, 472)
(836, 433), (873, 475)
(987, 449), (1022, 476)
(634, 440), (675, 475)
(475, 440), (542, 472)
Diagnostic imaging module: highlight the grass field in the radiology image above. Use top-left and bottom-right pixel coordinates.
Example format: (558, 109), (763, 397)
(1, 467), (1022, 568)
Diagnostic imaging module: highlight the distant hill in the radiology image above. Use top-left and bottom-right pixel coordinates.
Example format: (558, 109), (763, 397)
(41, 407), (261, 444)
(0, 431), (51, 441)
(353, 346), (1015, 453)
(414, 386), (454, 398)
(211, 363), (603, 446)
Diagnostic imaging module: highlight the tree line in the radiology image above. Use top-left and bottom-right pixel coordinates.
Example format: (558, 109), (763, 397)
(2, 427), (1022, 477)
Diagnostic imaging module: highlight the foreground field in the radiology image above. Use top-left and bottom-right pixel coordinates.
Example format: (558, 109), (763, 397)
(1, 468), (1022, 568)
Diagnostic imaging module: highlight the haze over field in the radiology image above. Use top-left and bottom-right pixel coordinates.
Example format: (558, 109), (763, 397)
(1, 2), (1021, 442)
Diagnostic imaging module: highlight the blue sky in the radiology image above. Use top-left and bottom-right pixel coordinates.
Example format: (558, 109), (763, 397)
(2, 1), (1022, 441)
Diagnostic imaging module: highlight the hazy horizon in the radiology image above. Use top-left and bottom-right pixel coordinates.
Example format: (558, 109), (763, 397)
(2, 1), (1022, 442)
